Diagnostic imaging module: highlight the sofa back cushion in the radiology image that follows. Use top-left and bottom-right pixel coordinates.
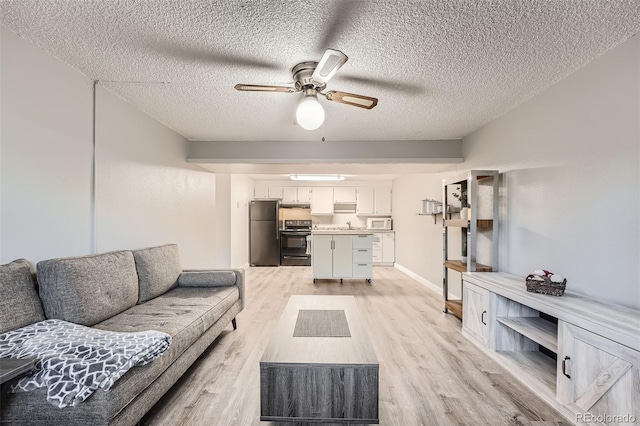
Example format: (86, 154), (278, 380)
(0, 259), (45, 334)
(37, 251), (138, 326)
(133, 244), (181, 303)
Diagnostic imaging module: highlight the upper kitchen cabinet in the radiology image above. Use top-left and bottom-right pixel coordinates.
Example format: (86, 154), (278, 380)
(255, 185), (283, 200)
(311, 187), (334, 215)
(375, 187), (392, 215)
(356, 187), (392, 216)
(297, 187), (312, 204)
(282, 187), (311, 204)
(333, 187), (357, 204)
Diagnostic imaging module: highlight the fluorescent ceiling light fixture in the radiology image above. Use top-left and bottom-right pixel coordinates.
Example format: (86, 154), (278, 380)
(290, 174), (345, 181)
(296, 93), (324, 130)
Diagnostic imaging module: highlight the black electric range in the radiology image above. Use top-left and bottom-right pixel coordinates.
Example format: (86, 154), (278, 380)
(280, 220), (312, 266)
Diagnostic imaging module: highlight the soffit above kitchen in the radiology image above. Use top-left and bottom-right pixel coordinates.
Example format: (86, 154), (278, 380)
(1, 1), (638, 143)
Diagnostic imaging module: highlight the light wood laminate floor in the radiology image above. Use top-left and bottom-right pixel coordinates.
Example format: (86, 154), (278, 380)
(142, 266), (569, 426)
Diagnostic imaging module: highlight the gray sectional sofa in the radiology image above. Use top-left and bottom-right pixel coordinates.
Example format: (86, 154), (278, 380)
(0, 244), (244, 425)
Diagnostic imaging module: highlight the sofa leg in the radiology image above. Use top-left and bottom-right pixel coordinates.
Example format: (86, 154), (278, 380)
(232, 318), (237, 330)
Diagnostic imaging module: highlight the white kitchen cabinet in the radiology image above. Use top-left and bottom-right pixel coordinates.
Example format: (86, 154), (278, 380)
(312, 234), (373, 283)
(311, 235), (334, 278)
(254, 185), (269, 199)
(268, 186), (283, 199)
(332, 235), (353, 278)
(312, 234), (352, 280)
(255, 185), (282, 199)
(382, 232), (395, 263)
(356, 187), (374, 215)
(351, 234), (373, 281)
(282, 187), (311, 204)
(311, 187), (334, 215)
(372, 231), (395, 265)
(282, 187), (297, 204)
(374, 187), (392, 215)
(557, 322), (640, 422)
(372, 232), (382, 263)
(333, 187), (357, 203)
(297, 187), (312, 203)
(356, 187), (392, 216)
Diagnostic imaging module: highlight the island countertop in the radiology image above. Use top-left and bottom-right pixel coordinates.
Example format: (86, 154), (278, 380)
(311, 229), (374, 235)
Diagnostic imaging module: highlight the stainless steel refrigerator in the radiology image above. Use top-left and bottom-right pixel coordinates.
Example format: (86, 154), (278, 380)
(250, 200), (280, 266)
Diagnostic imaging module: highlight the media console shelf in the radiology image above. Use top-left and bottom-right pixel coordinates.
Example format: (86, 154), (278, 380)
(462, 272), (640, 425)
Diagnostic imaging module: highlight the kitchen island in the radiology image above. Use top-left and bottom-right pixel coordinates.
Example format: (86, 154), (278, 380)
(310, 230), (375, 283)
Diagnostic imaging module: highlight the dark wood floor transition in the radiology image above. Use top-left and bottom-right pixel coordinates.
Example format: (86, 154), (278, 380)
(142, 266), (569, 426)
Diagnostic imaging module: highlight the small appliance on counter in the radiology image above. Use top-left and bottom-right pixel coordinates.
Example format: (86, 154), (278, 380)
(280, 220), (312, 266)
(366, 217), (392, 230)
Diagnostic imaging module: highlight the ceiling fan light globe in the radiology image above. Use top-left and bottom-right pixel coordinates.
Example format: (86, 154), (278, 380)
(296, 97), (324, 130)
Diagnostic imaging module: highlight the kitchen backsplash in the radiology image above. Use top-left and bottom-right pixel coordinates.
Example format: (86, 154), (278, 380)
(312, 214), (366, 228)
(279, 207), (311, 221)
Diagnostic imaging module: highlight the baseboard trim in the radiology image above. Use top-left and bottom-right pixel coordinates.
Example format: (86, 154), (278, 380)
(394, 263), (457, 299)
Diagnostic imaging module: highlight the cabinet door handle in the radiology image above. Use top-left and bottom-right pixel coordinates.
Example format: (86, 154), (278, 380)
(481, 310), (486, 325)
(358, 249), (367, 252)
(562, 356), (571, 379)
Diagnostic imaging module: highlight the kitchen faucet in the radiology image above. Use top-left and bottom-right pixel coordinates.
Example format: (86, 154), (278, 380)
(347, 221), (352, 229)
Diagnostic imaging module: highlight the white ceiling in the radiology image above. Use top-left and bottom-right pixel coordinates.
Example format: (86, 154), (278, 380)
(2, 1), (639, 175)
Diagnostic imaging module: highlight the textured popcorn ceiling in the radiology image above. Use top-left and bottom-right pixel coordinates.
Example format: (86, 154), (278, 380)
(1, 0), (639, 143)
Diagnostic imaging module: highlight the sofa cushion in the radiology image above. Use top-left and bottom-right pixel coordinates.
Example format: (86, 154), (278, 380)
(178, 270), (237, 287)
(37, 251), (138, 326)
(133, 244), (181, 303)
(0, 259), (45, 334)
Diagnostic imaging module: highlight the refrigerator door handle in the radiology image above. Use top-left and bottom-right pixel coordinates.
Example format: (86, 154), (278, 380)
(275, 201), (279, 240)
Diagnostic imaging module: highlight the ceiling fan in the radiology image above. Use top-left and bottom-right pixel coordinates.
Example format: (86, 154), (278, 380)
(234, 49), (378, 130)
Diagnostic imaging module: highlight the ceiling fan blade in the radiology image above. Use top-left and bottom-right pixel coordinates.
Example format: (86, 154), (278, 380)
(234, 84), (296, 93)
(311, 49), (348, 85)
(324, 91), (378, 109)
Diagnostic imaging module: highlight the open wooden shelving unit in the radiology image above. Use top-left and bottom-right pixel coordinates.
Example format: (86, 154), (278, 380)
(442, 170), (499, 320)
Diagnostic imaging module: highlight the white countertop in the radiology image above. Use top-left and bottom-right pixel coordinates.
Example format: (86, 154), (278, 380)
(311, 229), (374, 235)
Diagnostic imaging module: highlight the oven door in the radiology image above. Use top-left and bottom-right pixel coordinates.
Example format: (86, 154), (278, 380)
(280, 232), (309, 251)
(280, 231), (311, 265)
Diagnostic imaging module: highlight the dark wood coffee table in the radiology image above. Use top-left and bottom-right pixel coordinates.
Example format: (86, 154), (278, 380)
(1, 357), (37, 400)
(260, 295), (379, 424)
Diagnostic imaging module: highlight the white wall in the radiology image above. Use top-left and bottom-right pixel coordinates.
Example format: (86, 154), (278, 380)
(230, 174), (253, 268)
(1, 26), (93, 263)
(394, 35), (640, 309)
(1, 25), (220, 269)
(94, 85), (217, 268)
(392, 174), (452, 292)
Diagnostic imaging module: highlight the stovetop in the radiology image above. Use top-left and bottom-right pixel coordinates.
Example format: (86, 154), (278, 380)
(282, 220), (312, 231)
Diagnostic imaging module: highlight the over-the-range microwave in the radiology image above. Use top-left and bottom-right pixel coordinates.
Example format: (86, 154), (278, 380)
(366, 218), (392, 230)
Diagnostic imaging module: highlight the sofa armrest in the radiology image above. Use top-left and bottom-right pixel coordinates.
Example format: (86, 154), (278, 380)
(178, 269), (245, 310)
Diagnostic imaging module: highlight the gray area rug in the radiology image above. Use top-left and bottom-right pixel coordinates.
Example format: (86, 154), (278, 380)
(293, 309), (351, 337)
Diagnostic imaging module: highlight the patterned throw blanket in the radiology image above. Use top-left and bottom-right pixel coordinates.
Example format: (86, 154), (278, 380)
(0, 319), (171, 408)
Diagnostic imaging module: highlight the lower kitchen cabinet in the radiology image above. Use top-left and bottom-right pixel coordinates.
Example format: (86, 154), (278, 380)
(312, 234), (373, 283)
(352, 234), (373, 281)
(372, 231), (395, 265)
(462, 272), (640, 425)
(332, 235), (353, 278)
(311, 235), (335, 278)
